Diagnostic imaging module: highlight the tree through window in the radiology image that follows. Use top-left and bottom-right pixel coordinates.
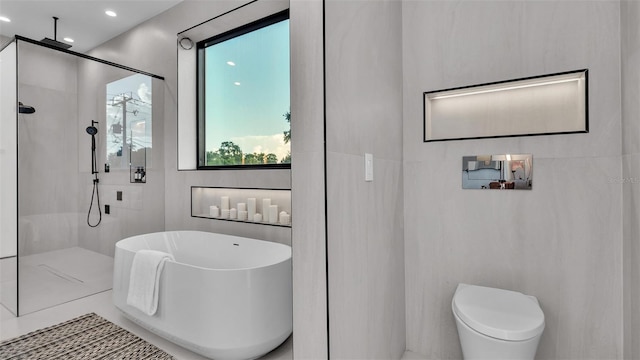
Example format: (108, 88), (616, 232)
(197, 11), (290, 169)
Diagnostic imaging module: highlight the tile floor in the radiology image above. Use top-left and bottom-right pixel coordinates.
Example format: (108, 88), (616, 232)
(15, 247), (114, 315)
(0, 290), (292, 360)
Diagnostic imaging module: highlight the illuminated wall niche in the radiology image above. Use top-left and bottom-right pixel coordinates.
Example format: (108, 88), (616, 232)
(423, 69), (588, 142)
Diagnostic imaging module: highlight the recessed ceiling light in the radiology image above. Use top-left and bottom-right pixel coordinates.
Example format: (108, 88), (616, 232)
(234, 82), (241, 86)
(105, 10), (117, 17)
(0, 16), (11, 23)
(63, 37), (74, 43)
(227, 61), (236, 66)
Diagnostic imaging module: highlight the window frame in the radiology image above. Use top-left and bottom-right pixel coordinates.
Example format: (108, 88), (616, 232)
(196, 10), (291, 170)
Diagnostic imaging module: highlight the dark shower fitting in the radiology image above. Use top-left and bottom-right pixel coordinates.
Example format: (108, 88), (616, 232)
(86, 120), (102, 227)
(18, 102), (36, 114)
(41, 16), (72, 50)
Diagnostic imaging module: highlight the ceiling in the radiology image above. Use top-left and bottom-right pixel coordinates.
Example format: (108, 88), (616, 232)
(0, 0), (183, 53)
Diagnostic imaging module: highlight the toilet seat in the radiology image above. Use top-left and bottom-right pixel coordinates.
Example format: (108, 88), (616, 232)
(452, 284), (545, 341)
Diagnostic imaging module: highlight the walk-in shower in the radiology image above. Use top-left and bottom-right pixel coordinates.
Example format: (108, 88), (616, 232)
(0, 36), (165, 317)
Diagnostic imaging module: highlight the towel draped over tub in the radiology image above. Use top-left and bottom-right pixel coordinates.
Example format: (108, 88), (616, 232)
(126, 249), (174, 316)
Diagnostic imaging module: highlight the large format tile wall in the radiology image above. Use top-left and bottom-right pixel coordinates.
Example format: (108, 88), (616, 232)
(622, 1), (640, 359)
(75, 57), (166, 257)
(324, 1), (405, 359)
(402, 1), (623, 359)
(17, 42), (80, 254)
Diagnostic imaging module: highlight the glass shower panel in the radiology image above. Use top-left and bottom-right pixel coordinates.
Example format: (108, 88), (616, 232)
(15, 39), (164, 316)
(0, 40), (18, 316)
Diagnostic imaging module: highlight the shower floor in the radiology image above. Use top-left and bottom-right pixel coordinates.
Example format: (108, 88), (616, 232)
(16, 247), (113, 315)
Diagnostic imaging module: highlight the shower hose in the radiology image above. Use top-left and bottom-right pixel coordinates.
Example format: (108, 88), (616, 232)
(87, 131), (102, 227)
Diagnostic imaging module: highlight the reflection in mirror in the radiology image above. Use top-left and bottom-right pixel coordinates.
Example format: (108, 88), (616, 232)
(462, 154), (533, 190)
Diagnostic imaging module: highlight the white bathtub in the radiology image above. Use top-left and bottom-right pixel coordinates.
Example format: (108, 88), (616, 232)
(113, 230), (292, 360)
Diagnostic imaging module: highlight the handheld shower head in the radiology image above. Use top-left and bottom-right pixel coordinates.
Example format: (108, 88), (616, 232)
(86, 120), (98, 136)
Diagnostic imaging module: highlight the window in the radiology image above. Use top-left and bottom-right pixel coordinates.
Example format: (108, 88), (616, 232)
(197, 10), (290, 169)
(106, 74), (153, 169)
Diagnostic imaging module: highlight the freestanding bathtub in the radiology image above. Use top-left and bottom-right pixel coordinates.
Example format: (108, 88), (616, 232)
(113, 230), (292, 360)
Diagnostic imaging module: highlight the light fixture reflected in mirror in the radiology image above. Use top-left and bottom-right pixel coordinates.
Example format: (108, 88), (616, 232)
(462, 154), (533, 190)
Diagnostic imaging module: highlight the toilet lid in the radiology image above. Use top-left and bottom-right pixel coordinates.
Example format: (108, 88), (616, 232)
(453, 284), (545, 341)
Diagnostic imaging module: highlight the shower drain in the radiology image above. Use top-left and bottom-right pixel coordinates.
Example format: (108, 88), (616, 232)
(37, 264), (84, 284)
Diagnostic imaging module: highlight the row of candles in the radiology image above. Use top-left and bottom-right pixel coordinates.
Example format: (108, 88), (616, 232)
(209, 196), (291, 225)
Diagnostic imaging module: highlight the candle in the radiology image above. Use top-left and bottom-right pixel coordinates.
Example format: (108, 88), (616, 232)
(221, 196), (230, 210)
(247, 198), (256, 219)
(279, 211), (290, 225)
(209, 205), (219, 217)
(269, 204), (278, 224)
(221, 209), (230, 219)
(262, 199), (271, 222)
(237, 202), (246, 212)
(230, 208), (237, 219)
(238, 210), (248, 221)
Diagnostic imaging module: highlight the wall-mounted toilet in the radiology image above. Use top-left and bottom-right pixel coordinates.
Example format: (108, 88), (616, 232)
(452, 283), (545, 360)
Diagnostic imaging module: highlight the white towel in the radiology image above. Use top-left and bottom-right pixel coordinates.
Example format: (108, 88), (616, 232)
(126, 249), (174, 316)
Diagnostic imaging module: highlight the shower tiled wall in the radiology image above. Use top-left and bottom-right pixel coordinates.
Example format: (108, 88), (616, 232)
(17, 42), (79, 221)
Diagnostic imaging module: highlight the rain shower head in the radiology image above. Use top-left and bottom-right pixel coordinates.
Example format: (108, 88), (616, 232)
(18, 102), (36, 114)
(41, 37), (72, 50)
(41, 17), (71, 50)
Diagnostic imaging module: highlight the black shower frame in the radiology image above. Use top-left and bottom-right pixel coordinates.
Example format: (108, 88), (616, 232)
(3, 35), (164, 317)
(11, 36), (165, 80)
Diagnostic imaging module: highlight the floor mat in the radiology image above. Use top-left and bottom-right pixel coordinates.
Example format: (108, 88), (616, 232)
(0, 313), (174, 359)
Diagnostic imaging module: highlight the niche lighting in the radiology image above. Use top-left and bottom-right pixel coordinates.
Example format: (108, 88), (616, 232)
(0, 16), (11, 22)
(423, 69), (588, 142)
(105, 10), (117, 17)
(429, 77), (582, 100)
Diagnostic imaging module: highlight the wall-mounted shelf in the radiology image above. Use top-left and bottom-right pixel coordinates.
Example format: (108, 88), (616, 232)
(191, 186), (291, 228)
(423, 69), (588, 142)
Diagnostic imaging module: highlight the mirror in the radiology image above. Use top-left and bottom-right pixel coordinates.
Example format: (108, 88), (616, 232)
(462, 154), (533, 190)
